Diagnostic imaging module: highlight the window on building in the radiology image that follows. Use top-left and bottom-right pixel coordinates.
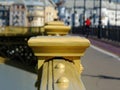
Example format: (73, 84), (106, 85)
(4, 12), (8, 16)
(34, 17), (38, 20)
(0, 12), (3, 16)
(17, 5), (19, 9)
(22, 15), (24, 20)
(22, 5), (24, 9)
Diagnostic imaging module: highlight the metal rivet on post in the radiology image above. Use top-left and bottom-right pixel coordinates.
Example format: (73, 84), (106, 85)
(55, 63), (65, 73)
(57, 77), (69, 83)
(57, 77), (69, 89)
(55, 63), (65, 69)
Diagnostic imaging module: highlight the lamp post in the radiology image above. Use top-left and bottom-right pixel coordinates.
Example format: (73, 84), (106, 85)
(115, 0), (118, 26)
(98, 0), (102, 39)
(72, 0), (76, 34)
(82, 0), (86, 35)
(83, 0), (86, 26)
(93, 0), (95, 25)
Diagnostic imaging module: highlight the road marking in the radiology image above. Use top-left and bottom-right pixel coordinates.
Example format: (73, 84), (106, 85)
(91, 45), (120, 61)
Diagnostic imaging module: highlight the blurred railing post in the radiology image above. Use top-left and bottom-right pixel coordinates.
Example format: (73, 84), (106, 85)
(98, 0), (102, 39)
(83, 0), (86, 33)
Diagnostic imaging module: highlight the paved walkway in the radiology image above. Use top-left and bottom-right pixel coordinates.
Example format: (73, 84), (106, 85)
(0, 59), (37, 90)
(81, 46), (120, 90)
(79, 35), (120, 90)
(70, 34), (120, 89)
(89, 37), (120, 56)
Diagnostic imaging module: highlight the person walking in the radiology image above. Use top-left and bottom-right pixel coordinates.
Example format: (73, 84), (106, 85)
(85, 18), (91, 38)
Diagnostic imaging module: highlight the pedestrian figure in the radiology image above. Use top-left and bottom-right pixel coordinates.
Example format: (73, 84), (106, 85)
(85, 18), (91, 38)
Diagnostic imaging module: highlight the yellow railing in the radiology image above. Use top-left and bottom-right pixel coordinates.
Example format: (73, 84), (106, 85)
(0, 26), (44, 36)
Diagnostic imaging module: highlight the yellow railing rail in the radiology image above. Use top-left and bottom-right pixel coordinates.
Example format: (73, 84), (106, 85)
(0, 26), (44, 36)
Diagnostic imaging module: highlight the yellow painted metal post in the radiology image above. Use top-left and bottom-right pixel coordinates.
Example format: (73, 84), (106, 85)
(28, 21), (90, 90)
(44, 21), (71, 36)
(28, 36), (90, 90)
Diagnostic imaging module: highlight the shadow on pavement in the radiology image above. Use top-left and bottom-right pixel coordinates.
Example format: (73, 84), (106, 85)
(0, 56), (37, 74)
(83, 74), (120, 80)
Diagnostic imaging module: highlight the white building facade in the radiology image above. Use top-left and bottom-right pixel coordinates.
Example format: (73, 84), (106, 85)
(10, 3), (27, 26)
(63, 0), (120, 27)
(0, 0), (57, 27)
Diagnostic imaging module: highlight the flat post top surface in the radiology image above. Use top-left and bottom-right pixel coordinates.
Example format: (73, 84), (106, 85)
(28, 36), (90, 57)
(28, 36), (90, 47)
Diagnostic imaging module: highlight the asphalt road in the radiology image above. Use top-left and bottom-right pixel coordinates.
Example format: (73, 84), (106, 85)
(81, 46), (120, 90)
